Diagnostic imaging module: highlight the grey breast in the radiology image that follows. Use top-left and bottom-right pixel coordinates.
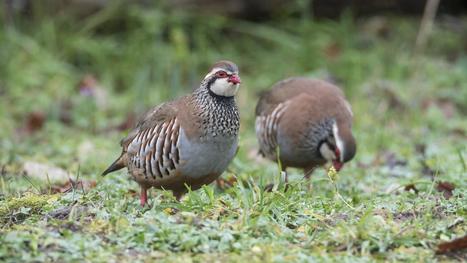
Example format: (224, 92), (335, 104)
(276, 117), (333, 167)
(177, 128), (238, 178)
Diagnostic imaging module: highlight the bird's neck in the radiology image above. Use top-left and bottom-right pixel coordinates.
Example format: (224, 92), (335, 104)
(192, 86), (239, 138)
(304, 118), (335, 155)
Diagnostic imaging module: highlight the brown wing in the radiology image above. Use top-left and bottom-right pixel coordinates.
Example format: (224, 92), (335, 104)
(126, 115), (181, 180)
(102, 99), (182, 176)
(254, 77), (352, 160)
(256, 77), (347, 116)
(255, 101), (290, 159)
(121, 101), (179, 150)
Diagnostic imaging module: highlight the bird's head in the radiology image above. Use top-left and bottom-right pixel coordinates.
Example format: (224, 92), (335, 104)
(203, 60), (241, 97)
(319, 121), (356, 171)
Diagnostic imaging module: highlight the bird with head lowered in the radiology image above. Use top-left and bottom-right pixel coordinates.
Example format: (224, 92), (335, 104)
(255, 77), (356, 186)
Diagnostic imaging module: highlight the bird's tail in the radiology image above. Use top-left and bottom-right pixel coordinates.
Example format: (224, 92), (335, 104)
(102, 153), (126, 176)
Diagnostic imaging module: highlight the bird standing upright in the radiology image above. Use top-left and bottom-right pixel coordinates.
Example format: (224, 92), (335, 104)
(255, 77), (356, 184)
(103, 61), (241, 206)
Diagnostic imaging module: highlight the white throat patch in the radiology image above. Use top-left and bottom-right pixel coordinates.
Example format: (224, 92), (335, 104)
(210, 78), (239, 97)
(205, 67), (239, 97)
(319, 143), (336, 161)
(332, 122), (345, 162)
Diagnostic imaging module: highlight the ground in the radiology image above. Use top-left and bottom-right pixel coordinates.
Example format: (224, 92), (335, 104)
(0, 5), (466, 262)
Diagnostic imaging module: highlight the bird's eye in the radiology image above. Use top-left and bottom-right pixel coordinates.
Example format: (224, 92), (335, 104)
(216, 71), (228, 78)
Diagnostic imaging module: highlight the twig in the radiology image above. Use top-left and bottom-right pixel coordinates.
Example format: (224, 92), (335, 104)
(414, 0), (440, 55)
(3, 0), (14, 28)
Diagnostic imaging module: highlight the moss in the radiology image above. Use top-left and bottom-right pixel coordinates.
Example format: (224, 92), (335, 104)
(0, 193), (59, 224)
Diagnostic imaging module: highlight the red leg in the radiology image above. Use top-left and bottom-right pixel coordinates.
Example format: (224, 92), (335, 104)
(140, 187), (148, 207)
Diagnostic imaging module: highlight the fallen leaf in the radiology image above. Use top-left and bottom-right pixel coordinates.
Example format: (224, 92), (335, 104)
(23, 161), (69, 183)
(216, 175), (238, 190)
(436, 235), (467, 254)
(324, 42), (341, 60)
(50, 179), (97, 193)
(436, 181), (455, 199)
(19, 111), (46, 135)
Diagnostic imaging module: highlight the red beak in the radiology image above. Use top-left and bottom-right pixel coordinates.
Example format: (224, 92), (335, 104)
(228, 75), (241, 85)
(332, 160), (344, 171)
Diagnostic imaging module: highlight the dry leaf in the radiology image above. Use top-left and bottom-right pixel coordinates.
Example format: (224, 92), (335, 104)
(436, 181), (455, 199)
(436, 235), (467, 254)
(324, 42), (341, 60)
(216, 175), (238, 190)
(19, 111), (46, 135)
(51, 179), (97, 193)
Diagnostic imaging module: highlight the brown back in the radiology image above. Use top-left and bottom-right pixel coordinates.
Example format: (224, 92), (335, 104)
(256, 77), (354, 147)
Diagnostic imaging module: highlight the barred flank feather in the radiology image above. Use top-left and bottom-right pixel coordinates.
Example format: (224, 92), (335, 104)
(255, 102), (289, 160)
(127, 118), (181, 180)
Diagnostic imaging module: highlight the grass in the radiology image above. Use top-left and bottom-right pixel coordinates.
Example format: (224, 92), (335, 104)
(0, 3), (466, 262)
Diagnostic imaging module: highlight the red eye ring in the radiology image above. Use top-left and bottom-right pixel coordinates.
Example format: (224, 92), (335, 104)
(216, 71), (228, 78)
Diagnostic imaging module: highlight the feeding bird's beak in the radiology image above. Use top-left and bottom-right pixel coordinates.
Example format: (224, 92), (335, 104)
(228, 74), (241, 85)
(332, 160), (344, 171)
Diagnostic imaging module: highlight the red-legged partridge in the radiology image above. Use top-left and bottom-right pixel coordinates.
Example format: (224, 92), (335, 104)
(103, 61), (241, 206)
(255, 77), (356, 183)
